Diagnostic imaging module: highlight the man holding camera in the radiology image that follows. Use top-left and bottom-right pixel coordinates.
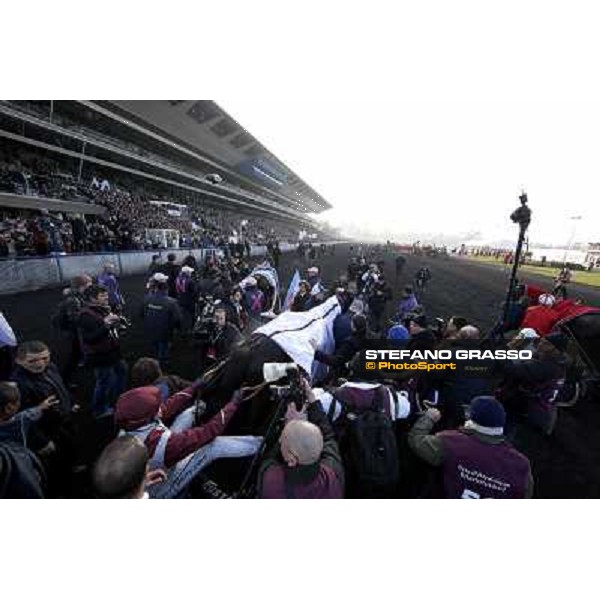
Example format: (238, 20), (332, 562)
(78, 284), (127, 417)
(257, 379), (344, 499)
(198, 305), (243, 371)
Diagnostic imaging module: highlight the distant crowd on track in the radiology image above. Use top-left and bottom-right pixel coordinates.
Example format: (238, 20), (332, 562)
(1, 240), (598, 499)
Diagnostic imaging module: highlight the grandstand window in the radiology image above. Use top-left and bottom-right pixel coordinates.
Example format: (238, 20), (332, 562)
(186, 101), (220, 124)
(210, 118), (238, 138)
(229, 131), (253, 149)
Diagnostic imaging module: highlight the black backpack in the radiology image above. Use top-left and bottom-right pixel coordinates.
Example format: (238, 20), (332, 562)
(340, 387), (400, 492)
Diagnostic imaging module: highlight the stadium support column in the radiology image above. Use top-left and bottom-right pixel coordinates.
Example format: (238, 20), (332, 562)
(78, 140), (87, 183)
(502, 191), (532, 326)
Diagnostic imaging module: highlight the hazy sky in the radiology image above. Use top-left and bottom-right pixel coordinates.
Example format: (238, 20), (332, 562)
(223, 4), (600, 247)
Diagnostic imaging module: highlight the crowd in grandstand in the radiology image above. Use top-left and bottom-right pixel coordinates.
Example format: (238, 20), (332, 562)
(0, 141), (324, 257)
(1, 239), (594, 499)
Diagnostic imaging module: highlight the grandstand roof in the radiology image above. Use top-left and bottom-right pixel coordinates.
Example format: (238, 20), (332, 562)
(89, 101), (331, 214)
(0, 101), (329, 227)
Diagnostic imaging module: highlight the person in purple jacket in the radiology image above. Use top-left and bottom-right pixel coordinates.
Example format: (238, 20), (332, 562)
(408, 395), (533, 498)
(397, 286), (419, 321)
(97, 262), (124, 313)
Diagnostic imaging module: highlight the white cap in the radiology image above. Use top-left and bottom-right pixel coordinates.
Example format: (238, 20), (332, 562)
(152, 273), (169, 283)
(243, 276), (258, 287)
(538, 293), (556, 307)
(517, 327), (539, 339)
(181, 266), (195, 274)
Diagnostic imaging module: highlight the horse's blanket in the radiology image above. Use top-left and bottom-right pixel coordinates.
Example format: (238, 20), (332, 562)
(255, 296), (341, 380)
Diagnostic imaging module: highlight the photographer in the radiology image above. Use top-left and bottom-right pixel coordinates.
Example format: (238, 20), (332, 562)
(221, 286), (248, 331)
(198, 305), (242, 371)
(78, 284), (127, 417)
(51, 274), (92, 383)
(257, 379), (344, 499)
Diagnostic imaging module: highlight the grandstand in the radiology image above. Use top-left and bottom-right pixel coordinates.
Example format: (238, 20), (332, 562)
(0, 100), (331, 230)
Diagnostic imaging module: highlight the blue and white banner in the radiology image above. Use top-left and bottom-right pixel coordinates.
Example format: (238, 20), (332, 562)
(284, 269), (301, 311)
(0, 312), (17, 348)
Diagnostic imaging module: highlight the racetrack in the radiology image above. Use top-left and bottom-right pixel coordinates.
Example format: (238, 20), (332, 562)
(2, 244), (600, 498)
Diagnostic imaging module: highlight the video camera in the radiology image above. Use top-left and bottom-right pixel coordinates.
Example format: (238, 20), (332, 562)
(263, 363), (305, 411)
(108, 315), (131, 339)
(193, 295), (218, 343)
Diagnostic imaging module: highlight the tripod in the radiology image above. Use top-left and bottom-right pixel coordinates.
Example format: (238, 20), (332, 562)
(234, 390), (291, 499)
(490, 192), (532, 340)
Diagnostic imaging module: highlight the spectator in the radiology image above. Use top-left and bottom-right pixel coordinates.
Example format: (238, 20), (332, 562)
(96, 263), (124, 313)
(141, 280), (182, 366)
(0, 382), (59, 447)
(407, 314), (436, 351)
(0, 441), (46, 498)
(443, 316), (469, 339)
(78, 284), (128, 417)
(397, 286), (419, 321)
(175, 266), (197, 331)
(291, 280), (313, 312)
(130, 357), (191, 401)
(408, 397), (534, 498)
(11, 341), (80, 492)
(314, 313), (368, 379)
(496, 332), (568, 435)
(92, 435), (166, 499)
(161, 253), (181, 298)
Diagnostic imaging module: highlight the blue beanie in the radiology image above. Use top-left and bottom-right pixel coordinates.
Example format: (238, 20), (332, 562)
(469, 396), (506, 430)
(388, 324), (410, 341)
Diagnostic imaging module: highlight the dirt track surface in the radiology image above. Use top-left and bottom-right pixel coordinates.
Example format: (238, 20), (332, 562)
(2, 244), (600, 498)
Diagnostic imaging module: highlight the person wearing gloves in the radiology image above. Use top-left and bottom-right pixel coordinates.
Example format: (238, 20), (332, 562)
(114, 382), (262, 498)
(408, 396), (534, 498)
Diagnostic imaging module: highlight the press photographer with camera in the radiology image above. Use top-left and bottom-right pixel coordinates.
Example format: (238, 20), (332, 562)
(197, 305), (243, 371)
(78, 284), (128, 417)
(257, 374), (344, 499)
